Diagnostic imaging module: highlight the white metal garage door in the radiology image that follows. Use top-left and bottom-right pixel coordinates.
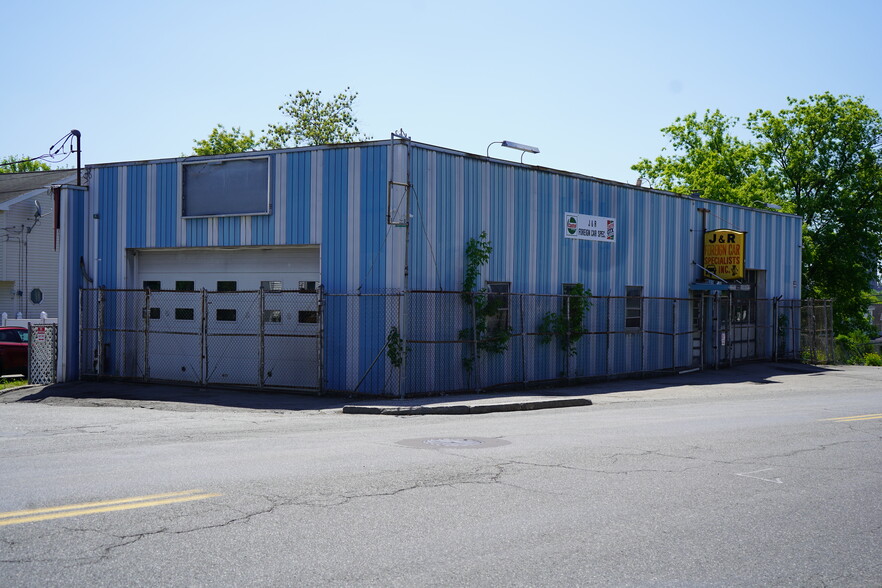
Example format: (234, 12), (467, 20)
(128, 246), (321, 390)
(133, 246), (320, 292)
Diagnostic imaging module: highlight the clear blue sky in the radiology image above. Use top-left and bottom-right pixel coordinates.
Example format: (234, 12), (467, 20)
(2, 0), (880, 183)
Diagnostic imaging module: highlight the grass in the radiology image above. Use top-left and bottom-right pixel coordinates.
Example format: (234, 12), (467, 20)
(0, 378), (28, 391)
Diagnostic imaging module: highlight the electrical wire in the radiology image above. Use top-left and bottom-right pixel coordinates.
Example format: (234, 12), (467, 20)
(0, 131), (77, 168)
(357, 180), (410, 292)
(357, 221), (396, 292)
(409, 184), (444, 290)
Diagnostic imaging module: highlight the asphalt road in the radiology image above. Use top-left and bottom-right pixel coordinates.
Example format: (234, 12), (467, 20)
(1, 364), (880, 587)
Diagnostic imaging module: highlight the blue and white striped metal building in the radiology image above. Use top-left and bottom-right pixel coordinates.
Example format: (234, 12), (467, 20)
(55, 137), (803, 395)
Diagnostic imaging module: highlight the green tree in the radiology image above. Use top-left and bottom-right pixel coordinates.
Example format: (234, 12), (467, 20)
(192, 88), (369, 155)
(747, 93), (882, 333)
(192, 124), (259, 156)
(633, 93), (882, 333)
(631, 110), (779, 208)
(263, 87), (369, 149)
(0, 155), (52, 173)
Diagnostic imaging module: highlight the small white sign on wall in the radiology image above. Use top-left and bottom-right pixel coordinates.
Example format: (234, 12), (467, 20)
(564, 212), (616, 242)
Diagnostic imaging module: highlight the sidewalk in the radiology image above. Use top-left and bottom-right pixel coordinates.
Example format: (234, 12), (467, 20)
(0, 362), (829, 414)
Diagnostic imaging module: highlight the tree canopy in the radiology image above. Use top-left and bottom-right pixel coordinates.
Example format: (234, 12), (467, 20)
(633, 93), (882, 334)
(192, 125), (259, 156)
(193, 87), (369, 156)
(263, 88), (368, 149)
(0, 155), (52, 173)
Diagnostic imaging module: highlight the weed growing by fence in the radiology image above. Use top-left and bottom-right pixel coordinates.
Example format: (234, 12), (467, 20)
(538, 284), (593, 356)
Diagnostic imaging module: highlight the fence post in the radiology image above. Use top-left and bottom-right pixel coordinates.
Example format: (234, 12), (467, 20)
(144, 289), (150, 381)
(564, 294), (571, 380)
(77, 289), (83, 377)
(773, 298), (779, 362)
(699, 294), (705, 370)
(726, 293), (741, 367)
(606, 296), (612, 378)
(318, 286), (325, 395)
(641, 296), (646, 375)
(399, 291), (409, 398)
(824, 300), (835, 363)
(809, 298), (816, 364)
(710, 294), (716, 369)
(201, 288), (208, 385)
(258, 287), (265, 389)
(671, 299), (677, 372)
(97, 287), (105, 377)
(398, 293), (404, 397)
(471, 297), (481, 391)
(519, 294), (527, 388)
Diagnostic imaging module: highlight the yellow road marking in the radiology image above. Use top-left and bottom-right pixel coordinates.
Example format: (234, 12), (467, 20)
(0, 489), (208, 519)
(823, 413), (882, 422)
(0, 490), (220, 527)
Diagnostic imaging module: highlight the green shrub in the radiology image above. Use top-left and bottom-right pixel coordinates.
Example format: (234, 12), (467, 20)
(864, 352), (882, 366)
(834, 330), (872, 365)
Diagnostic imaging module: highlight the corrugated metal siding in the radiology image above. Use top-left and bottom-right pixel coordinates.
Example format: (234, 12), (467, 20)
(406, 145), (801, 300)
(78, 141), (802, 394)
(155, 163), (178, 248)
(125, 165), (147, 248)
(84, 143), (802, 297)
(97, 166), (119, 288)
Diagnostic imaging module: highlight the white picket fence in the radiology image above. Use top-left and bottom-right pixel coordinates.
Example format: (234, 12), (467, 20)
(1, 312), (58, 328)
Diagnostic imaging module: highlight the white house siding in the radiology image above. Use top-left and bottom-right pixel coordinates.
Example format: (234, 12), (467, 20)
(1, 189), (59, 318)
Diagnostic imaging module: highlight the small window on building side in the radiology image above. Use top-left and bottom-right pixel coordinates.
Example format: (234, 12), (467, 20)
(216, 309), (237, 321)
(145, 307), (161, 320)
(298, 310), (318, 324)
(175, 308), (194, 320)
(261, 281), (283, 293)
(487, 282), (511, 332)
(263, 310), (282, 323)
(176, 281), (195, 292)
(298, 281), (317, 293)
(30, 288), (43, 304)
(143, 281), (161, 291)
(216, 281), (237, 292)
(625, 286), (643, 330)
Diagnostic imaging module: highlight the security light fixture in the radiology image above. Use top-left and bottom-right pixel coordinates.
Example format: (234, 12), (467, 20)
(487, 140), (541, 162)
(752, 200), (783, 211)
(500, 140), (539, 154)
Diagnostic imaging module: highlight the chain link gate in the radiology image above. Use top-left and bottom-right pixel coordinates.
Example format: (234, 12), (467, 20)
(80, 288), (322, 391)
(28, 323), (58, 385)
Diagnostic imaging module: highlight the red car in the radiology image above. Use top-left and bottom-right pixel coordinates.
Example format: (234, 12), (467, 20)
(0, 327), (28, 377)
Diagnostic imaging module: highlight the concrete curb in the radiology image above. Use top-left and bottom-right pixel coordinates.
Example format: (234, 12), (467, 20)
(342, 397), (592, 415)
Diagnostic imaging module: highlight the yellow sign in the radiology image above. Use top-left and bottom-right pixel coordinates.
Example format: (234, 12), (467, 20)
(703, 230), (745, 280)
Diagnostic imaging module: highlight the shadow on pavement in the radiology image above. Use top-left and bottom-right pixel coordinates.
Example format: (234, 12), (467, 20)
(13, 380), (346, 412)
(3, 362), (834, 412)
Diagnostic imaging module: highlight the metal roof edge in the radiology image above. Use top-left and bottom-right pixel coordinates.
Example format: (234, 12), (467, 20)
(81, 139), (800, 220)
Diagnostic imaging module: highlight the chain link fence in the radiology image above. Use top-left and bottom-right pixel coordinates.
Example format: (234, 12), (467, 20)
(797, 299), (835, 364)
(80, 288), (321, 391)
(80, 288), (831, 396)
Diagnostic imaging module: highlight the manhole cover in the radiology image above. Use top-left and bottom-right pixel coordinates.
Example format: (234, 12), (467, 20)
(397, 437), (510, 449)
(424, 438), (484, 447)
